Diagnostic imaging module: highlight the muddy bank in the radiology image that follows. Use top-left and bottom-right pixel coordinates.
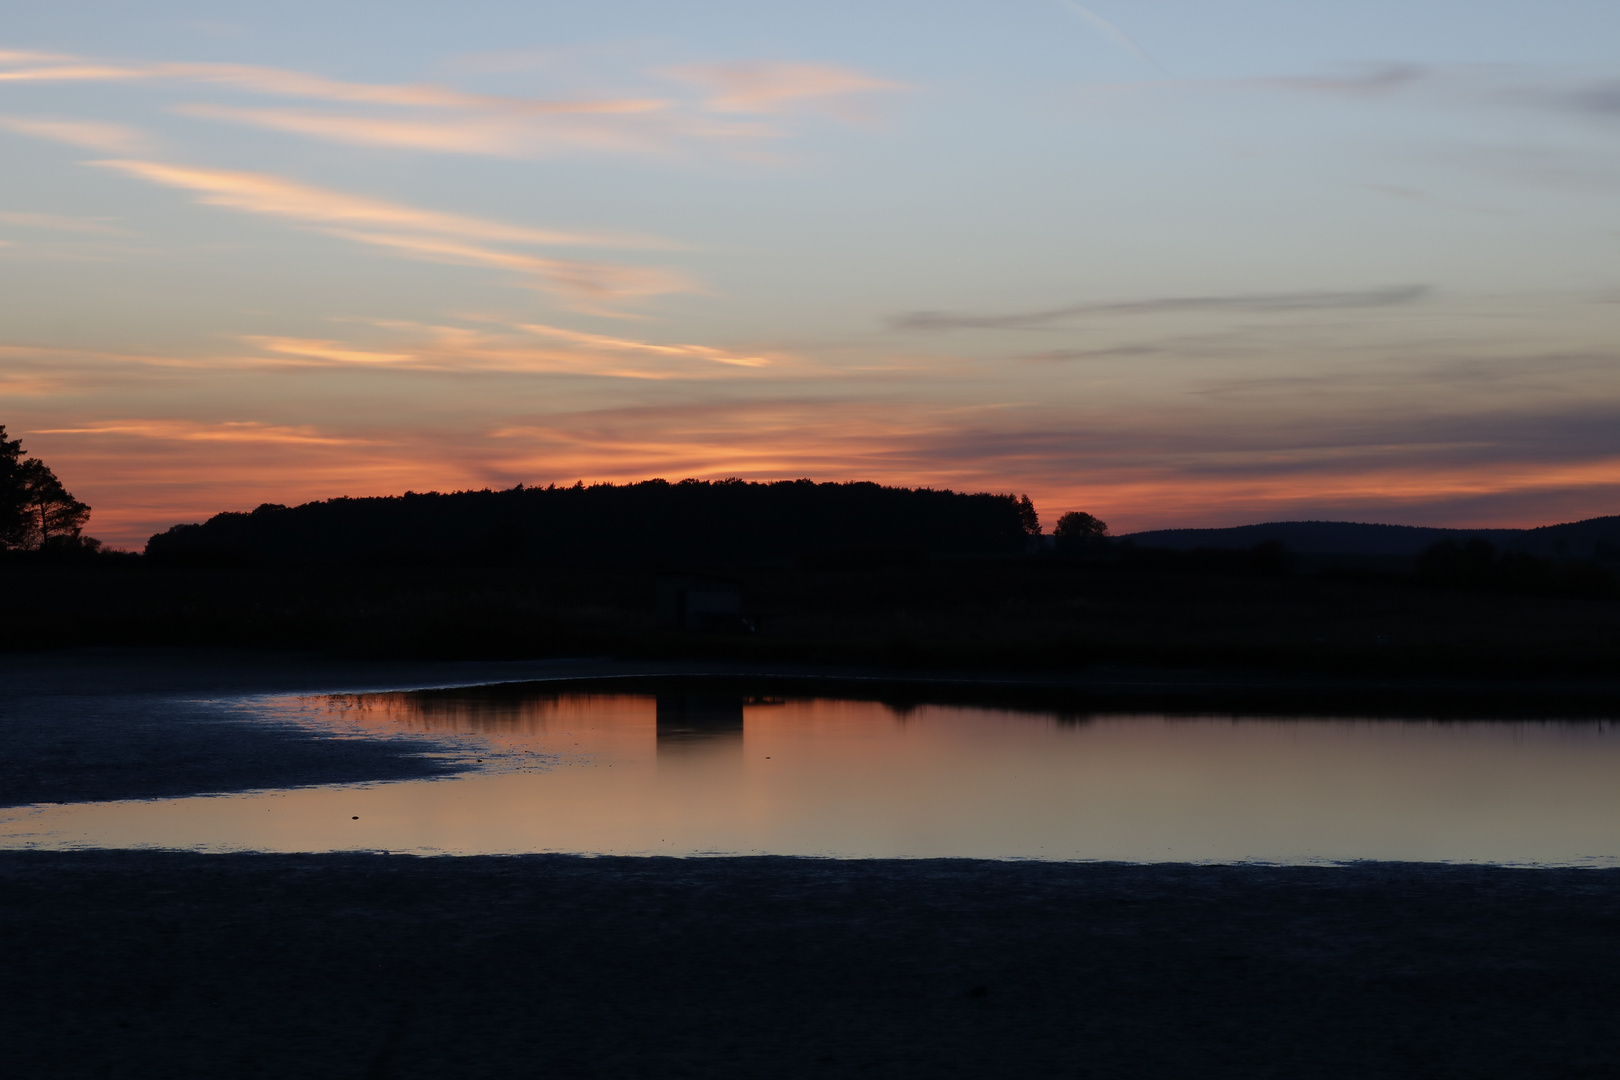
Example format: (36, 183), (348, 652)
(0, 650), (633, 806)
(3, 851), (1618, 1079)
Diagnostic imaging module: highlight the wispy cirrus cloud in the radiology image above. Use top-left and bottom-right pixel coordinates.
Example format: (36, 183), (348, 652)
(1057, 1), (1161, 71)
(0, 48), (898, 158)
(1555, 78), (1620, 117)
(239, 318), (785, 378)
(169, 103), (702, 158)
(0, 50), (75, 64)
(892, 285), (1431, 332)
(0, 51), (663, 112)
(660, 61), (904, 117)
(1021, 344), (1163, 363)
(75, 158), (688, 308)
(87, 159), (641, 247)
(31, 420), (365, 445)
(241, 338), (416, 366)
(0, 371), (61, 395)
(0, 114), (148, 152)
(1108, 59), (1620, 140)
(1259, 62), (1429, 98)
(514, 322), (777, 368)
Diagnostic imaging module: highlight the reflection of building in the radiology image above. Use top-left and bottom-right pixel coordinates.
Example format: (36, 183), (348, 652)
(655, 575), (752, 632)
(656, 695), (744, 749)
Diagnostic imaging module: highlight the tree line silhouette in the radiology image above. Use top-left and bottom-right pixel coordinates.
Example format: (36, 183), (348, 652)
(145, 479), (1044, 567)
(0, 425), (94, 553)
(1415, 537), (1614, 599)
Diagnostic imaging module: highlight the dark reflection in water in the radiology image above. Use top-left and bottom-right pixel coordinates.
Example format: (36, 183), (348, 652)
(656, 695), (744, 742)
(655, 695), (744, 764)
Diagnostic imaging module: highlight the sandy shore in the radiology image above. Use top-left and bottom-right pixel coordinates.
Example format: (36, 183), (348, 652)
(2, 851), (1618, 1079)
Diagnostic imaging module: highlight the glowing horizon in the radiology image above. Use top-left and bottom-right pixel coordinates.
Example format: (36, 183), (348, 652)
(4, 3), (1619, 549)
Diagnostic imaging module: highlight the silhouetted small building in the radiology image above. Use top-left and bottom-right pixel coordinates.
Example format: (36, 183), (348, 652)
(656, 574), (751, 632)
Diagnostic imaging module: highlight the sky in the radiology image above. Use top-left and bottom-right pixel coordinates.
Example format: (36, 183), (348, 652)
(2, 0), (1619, 548)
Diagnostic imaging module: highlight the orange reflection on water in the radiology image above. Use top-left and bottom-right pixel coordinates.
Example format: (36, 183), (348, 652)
(5, 693), (1620, 864)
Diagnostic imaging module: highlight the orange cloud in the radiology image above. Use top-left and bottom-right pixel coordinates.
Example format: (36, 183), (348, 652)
(168, 102), (770, 158)
(32, 420), (366, 446)
(0, 49), (897, 161)
(0, 52), (666, 113)
(0, 115), (147, 152)
(171, 104), (663, 157)
(0, 48), (901, 121)
(90, 159), (631, 246)
(0, 372), (60, 395)
(86, 159), (690, 307)
(235, 320), (786, 379)
(241, 338), (415, 366)
(0, 63), (150, 84)
(325, 229), (689, 306)
(662, 62), (904, 115)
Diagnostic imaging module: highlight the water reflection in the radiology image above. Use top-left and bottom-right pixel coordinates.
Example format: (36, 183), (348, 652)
(655, 695), (744, 752)
(3, 689), (1620, 864)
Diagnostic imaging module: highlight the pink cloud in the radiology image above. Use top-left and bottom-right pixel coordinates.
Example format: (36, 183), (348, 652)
(87, 159), (691, 308)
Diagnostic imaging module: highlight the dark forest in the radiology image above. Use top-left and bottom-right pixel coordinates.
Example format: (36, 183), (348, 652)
(143, 479), (1043, 566)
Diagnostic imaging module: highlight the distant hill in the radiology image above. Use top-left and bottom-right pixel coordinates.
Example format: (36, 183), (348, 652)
(1122, 517), (1620, 562)
(144, 479), (1038, 567)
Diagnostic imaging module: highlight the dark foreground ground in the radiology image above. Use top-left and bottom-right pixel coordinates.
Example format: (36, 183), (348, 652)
(3, 851), (1619, 1079)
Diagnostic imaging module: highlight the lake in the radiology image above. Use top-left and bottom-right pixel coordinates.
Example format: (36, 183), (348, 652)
(4, 685), (1619, 864)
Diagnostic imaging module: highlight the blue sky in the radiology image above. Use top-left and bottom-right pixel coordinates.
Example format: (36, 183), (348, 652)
(3, 1), (1619, 545)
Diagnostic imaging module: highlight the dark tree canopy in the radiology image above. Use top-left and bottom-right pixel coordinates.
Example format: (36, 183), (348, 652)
(0, 426), (24, 547)
(0, 424), (92, 551)
(1016, 494), (1041, 537)
(1053, 511), (1108, 541)
(146, 478), (1041, 567)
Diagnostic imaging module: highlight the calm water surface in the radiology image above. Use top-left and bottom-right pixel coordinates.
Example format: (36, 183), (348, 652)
(4, 689), (1619, 864)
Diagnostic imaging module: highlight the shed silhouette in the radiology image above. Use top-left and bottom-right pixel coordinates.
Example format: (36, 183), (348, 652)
(656, 574), (750, 632)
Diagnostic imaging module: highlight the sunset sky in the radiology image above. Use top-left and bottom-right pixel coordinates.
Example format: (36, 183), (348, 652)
(3, 1), (1619, 548)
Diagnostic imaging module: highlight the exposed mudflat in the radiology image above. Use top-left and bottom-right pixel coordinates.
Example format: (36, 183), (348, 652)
(3, 851), (1618, 1079)
(0, 650), (650, 806)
